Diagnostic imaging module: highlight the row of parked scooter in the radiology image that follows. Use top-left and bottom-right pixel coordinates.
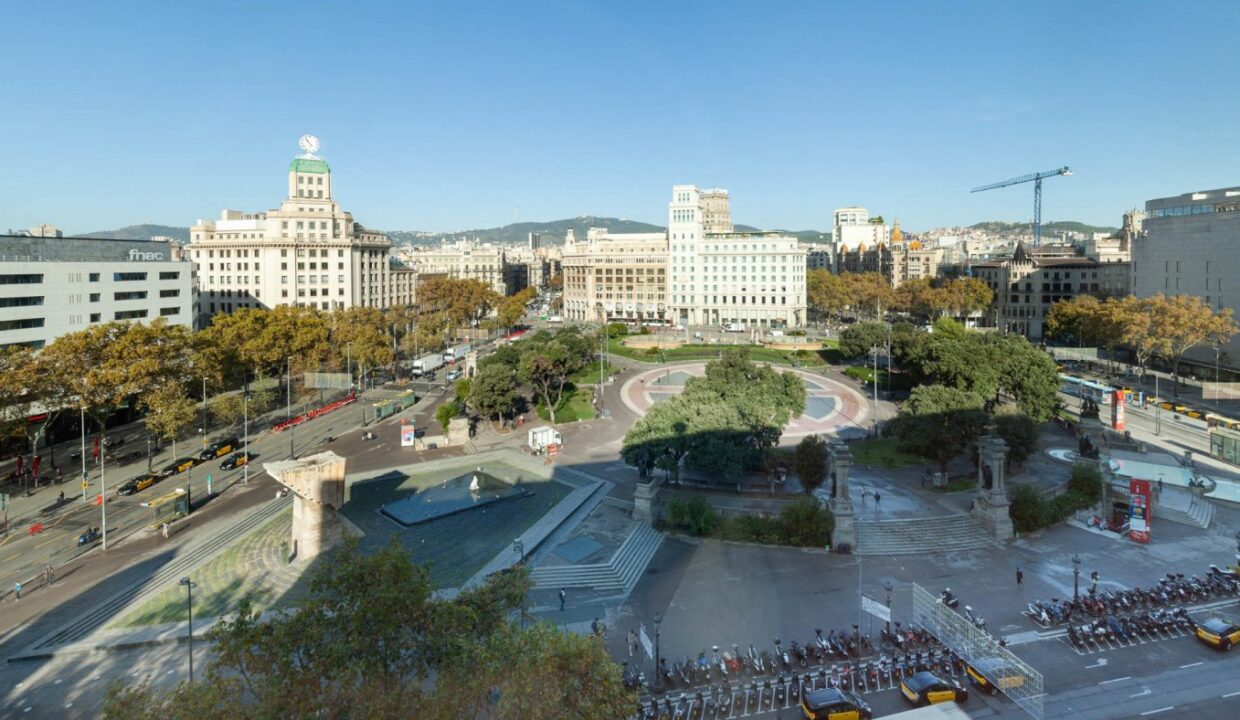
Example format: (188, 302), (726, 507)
(1026, 566), (1239, 626)
(1066, 607), (1195, 651)
(625, 622), (936, 693)
(633, 646), (965, 720)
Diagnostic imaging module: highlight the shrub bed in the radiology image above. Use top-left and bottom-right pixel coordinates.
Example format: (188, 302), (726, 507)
(1009, 462), (1103, 533)
(662, 495), (833, 548)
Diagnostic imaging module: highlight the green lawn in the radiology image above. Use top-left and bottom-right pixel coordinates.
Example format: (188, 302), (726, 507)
(569, 360), (607, 385)
(843, 366), (915, 391)
(535, 385), (596, 422)
(849, 437), (923, 468)
(607, 339), (840, 367)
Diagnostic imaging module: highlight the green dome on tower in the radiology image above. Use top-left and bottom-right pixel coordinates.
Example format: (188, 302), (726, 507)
(289, 157), (330, 174)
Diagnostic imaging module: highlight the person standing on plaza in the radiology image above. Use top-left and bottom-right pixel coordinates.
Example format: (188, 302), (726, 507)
(874, 491), (881, 510)
(627, 628), (638, 657)
(1016, 566), (1023, 587)
(559, 588), (567, 611)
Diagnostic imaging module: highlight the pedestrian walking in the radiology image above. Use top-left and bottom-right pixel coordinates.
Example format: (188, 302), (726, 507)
(161, 522), (170, 540)
(627, 628), (638, 657)
(1016, 566), (1024, 587)
(13, 581), (20, 601)
(559, 588), (567, 611)
(1157, 479), (1163, 496)
(874, 491), (881, 509)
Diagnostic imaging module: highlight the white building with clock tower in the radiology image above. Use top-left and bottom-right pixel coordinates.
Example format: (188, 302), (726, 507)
(186, 136), (416, 324)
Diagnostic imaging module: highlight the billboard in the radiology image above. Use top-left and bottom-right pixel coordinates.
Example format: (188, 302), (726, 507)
(1129, 478), (1151, 543)
(400, 422), (416, 447)
(1111, 389), (1126, 431)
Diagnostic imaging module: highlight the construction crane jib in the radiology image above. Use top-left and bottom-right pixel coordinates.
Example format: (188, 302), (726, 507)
(971, 166), (1072, 247)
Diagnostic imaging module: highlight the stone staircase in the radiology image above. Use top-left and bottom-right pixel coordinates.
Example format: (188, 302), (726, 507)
(1155, 488), (1214, 529)
(529, 523), (664, 593)
(855, 514), (997, 556)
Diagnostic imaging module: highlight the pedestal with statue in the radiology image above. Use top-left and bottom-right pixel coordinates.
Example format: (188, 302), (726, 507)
(971, 435), (1014, 541)
(828, 442), (857, 552)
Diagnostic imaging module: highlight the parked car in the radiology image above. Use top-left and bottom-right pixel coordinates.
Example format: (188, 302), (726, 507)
(445, 369), (462, 382)
(160, 457), (198, 477)
(900, 671), (968, 707)
(220, 452), (251, 471)
(117, 474), (158, 496)
(801, 687), (873, 719)
(1196, 617), (1240, 650)
(199, 437), (240, 461)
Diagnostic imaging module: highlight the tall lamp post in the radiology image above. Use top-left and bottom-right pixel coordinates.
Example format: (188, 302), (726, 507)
(1072, 554), (1081, 600)
(653, 612), (663, 693)
(180, 577), (197, 683)
(242, 394), (251, 485)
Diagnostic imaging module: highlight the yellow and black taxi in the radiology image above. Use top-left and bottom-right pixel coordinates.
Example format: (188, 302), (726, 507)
(900, 670), (968, 707)
(117, 473), (158, 496)
(220, 452), (251, 470)
(1195, 617), (1240, 650)
(160, 457), (198, 477)
(965, 657), (1025, 696)
(799, 687), (872, 720)
(199, 437), (239, 461)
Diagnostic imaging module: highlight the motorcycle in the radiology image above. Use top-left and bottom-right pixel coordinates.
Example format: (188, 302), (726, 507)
(939, 587), (960, 608)
(789, 639), (808, 667)
(77, 527), (101, 546)
(964, 605), (986, 630)
(713, 645), (728, 678)
(774, 638), (791, 670)
(775, 675), (787, 706)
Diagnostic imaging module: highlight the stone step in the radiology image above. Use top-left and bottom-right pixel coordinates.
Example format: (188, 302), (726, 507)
(530, 523), (663, 591)
(855, 514), (995, 556)
(1155, 493), (1213, 529)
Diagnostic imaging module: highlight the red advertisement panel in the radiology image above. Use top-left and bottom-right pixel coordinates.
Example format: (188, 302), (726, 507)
(1111, 389), (1126, 431)
(1130, 478), (1151, 543)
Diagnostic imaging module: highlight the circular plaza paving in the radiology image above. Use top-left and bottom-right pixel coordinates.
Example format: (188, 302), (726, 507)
(619, 362), (870, 440)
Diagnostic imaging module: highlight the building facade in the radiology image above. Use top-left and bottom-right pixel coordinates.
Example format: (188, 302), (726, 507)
(973, 244), (1130, 340)
(1132, 187), (1240, 367)
(561, 228), (668, 324)
(187, 139), (415, 323)
(0, 235), (195, 349)
(668, 185), (807, 328)
(397, 240), (513, 296)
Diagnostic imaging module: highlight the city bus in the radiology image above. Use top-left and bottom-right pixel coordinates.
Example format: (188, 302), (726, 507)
(1206, 413), (1240, 431)
(1058, 375), (1112, 405)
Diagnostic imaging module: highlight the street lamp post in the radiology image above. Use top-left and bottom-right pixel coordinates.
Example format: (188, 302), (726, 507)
(1154, 373), (1161, 436)
(243, 394), (250, 485)
(180, 577), (197, 683)
(1072, 554), (1081, 600)
(653, 612), (663, 693)
(200, 378), (208, 451)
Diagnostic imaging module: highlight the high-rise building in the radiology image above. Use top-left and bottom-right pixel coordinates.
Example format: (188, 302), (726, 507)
(0, 235), (195, 349)
(668, 185), (806, 328)
(186, 137), (415, 324)
(1132, 186), (1240, 368)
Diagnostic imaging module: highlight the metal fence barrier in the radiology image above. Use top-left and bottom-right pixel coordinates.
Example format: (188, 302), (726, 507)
(912, 583), (1044, 720)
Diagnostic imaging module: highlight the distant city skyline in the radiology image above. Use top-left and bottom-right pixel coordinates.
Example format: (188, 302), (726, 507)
(4, 1), (1238, 235)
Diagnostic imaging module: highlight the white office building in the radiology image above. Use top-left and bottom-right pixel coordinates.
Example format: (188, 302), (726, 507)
(667, 185), (807, 328)
(1132, 186), (1240, 369)
(187, 137), (415, 323)
(0, 235), (195, 349)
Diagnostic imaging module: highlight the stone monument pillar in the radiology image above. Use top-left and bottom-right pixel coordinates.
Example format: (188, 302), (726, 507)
(447, 416), (471, 446)
(464, 350), (479, 379)
(828, 442), (857, 552)
(633, 477), (659, 525)
(971, 435), (1014, 541)
(263, 451), (348, 562)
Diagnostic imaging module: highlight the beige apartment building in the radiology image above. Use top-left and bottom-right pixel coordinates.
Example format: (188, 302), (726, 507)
(186, 138), (415, 323)
(397, 240), (515, 296)
(561, 228), (668, 324)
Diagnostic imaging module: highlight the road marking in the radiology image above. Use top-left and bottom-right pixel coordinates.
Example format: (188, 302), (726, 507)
(33, 535), (60, 549)
(1099, 676), (1131, 685)
(1139, 707), (1173, 716)
(1179, 661), (1203, 668)
(1130, 689), (1151, 698)
(65, 703), (73, 709)
(1085, 658), (1109, 668)
(1224, 691), (1240, 698)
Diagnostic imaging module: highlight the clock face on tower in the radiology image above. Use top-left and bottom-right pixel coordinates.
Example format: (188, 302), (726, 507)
(298, 134), (320, 155)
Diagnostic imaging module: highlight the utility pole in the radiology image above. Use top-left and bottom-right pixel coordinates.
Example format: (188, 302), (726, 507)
(201, 378), (208, 451)
(287, 356), (295, 459)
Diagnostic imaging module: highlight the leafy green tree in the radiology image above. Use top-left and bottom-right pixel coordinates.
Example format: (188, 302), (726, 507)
(885, 385), (988, 477)
(517, 327), (592, 423)
(436, 403), (456, 434)
(807, 269), (850, 323)
(469, 363), (520, 427)
(779, 496), (834, 547)
(838, 321), (889, 359)
(142, 383), (197, 462)
(993, 412), (1039, 467)
(793, 434), (829, 494)
(104, 541), (633, 720)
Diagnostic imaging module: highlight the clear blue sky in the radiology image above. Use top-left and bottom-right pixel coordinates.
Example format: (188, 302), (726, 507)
(4, 1), (1238, 235)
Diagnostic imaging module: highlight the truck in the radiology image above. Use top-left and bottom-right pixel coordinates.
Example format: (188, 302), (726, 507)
(443, 343), (472, 363)
(412, 353), (445, 376)
(547, 315), (564, 324)
(527, 425), (562, 453)
(725, 322), (746, 332)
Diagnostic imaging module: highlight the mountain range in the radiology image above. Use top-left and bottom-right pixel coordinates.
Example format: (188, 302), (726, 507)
(73, 217), (1115, 246)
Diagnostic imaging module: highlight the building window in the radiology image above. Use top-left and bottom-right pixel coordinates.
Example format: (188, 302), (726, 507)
(114, 291), (148, 301)
(89, 313), (101, 322)
(88, 272), (100, 282)
(113, 309), (149, 320)
(0, 274), (44, 285)
(159, 271), (180, 280)
(0, 296), (44, 308)
(160, 289), (180, 298)
(113, 272), (147, 282)
(160, 306), (181, 316)
(0, 317), (44, 330)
